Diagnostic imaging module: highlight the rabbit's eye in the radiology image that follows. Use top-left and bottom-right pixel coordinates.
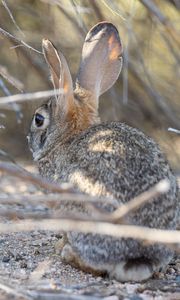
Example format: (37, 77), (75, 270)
(35, 113), (44, 127)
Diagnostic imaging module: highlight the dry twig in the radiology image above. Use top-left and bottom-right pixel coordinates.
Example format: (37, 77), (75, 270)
(0, 193), (118, 208)
(0, 281), (31, 300)
(0, 65), (24, 93)
(2, 0), (25, 37)
(110, 179), (170, 222)
(0, 89), (63, 106)
(128, 61), (180, 128)
(139, 0), (180, 46)
(0, 179), (174, 241)
(168, 128), (180, 135)
(0, 27), (42, 54)
(0, 162), (73, 193)
(0, 219), (179, 246)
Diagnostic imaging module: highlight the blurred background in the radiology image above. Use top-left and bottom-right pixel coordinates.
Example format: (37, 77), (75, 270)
(0, 0), (179, 171)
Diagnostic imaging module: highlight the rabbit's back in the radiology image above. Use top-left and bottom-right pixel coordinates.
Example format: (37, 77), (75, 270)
(38, 122), (178, 229)
(49, 122), (178, 279)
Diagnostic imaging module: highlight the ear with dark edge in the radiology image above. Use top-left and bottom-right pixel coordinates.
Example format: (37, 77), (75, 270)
(42, 39), (73, 104)
(76, 22), (123, 104)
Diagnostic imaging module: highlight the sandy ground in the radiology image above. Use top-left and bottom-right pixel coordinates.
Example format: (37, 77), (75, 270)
(0, 166), (179, 300)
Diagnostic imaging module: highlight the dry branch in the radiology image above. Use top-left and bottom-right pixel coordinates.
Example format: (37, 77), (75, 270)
(0, 65), (24, 93)
(70, 0), (88, 34)
(102, 0), (126, 20)
(0, 78), (10, 96)
(2, 0), (25, 37)
(0, 219), (179, 246)
(90, 0), (104, 21)
(0, 168), (172, 223)
(168, 128), (180, 135)
(0, 282), (31, 300)
(0, 179), (174, 224)
(0, 193), (118, 208)
(0, 65), (22, 123)
(128, 60), (180, 128)
(110, 179), (170, 222)
(0, 89), (63, 106)
(0, 20), (51, 88)
(139, 0), (180, 46)
(29, 290), (102, 300)
(0, 207), (56, 220)
(0, 26), (42, 54)
(0, 164), (179, 246)
(0, 162), (73, 193)
(57, 5), (85, 37)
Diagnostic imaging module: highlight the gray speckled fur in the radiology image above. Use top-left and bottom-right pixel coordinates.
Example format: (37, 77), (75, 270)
(29, 119), (178, 274)
(28, 22), (179, 281)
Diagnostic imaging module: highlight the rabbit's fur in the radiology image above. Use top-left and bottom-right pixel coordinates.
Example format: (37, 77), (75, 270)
(28, 22), (179, 282)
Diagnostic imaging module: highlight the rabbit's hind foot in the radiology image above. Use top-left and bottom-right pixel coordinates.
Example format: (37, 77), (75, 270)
(61, 243), (106, 276)
(61, 244), (157, 282)
(109, 257), (154, 282)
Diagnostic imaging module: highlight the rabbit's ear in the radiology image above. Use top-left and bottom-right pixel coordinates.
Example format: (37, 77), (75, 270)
(42, 39), (73, 101)
(76, 22), (123, 102)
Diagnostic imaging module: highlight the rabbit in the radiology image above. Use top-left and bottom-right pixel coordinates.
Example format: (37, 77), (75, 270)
(28, 22), (179, 282)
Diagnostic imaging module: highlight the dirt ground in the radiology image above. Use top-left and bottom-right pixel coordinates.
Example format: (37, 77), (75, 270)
(0, 166), (179, 300)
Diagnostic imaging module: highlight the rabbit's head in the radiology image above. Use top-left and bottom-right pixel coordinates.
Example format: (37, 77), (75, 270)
(28, 22), (123, 160)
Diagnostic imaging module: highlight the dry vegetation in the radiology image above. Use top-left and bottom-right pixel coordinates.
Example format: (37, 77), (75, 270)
(0, 0), (180, 168)
(0, 0), (179, 299)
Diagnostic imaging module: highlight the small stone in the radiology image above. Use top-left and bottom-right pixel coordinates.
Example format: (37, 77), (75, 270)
(20, 261), (27, 268)
(7, 250), (14, 257)
(34, 249), (40, 255)
(42, 239), (48, 246)
(31, 240), (41, 246)
(167, 267), (175, 274)
(0, 239), (6, 244)
(55, 233), (63, 239)
(2, 256), (10, 263)
(15, 253), (23, 261)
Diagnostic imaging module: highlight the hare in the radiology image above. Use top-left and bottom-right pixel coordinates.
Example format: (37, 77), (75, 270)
(28, 22), (179, 282)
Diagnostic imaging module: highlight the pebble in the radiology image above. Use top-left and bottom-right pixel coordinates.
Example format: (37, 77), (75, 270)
(2, 255), (10, 263)
(31, 240), (42, 246)
(34, 249), (40, 255)
(0, 239), (6, 244)
(167, 267), (175, 274)
(15, 253), (23, 261)
(20, 261), (27, 268)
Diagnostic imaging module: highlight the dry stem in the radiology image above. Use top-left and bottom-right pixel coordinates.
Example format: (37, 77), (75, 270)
(0, 65), (24, 93)
(0, 162), (73, 193)
(0, 26), (42, 54)
(0, 89), (63, 106)
(0, 219), (179, 246)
